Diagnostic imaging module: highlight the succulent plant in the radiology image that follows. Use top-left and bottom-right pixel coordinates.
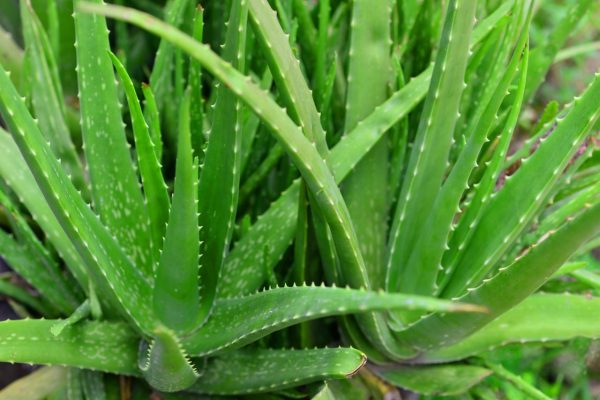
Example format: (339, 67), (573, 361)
(0, 0), (599, 398)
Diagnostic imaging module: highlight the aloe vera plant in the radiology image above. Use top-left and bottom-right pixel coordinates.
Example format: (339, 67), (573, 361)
(0, 0), (599, 398)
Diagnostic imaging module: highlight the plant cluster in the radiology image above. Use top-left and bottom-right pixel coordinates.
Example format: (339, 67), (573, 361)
(0, 0), (599, 398)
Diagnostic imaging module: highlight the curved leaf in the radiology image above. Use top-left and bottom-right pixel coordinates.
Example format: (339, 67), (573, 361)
(183, 285), (483, 356)
(189, 348), (365, 395)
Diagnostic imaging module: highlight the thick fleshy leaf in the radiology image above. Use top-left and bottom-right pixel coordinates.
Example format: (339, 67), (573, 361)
(394, 202), (600, 353)
(218, 3), (513, 298)
(139, 327), (199, 392)
(423, 294), (600, 363)
(154, 94), (200, 333)
(20, 0), (86, 195)
(341, 0), (392, 290)
(443, 72), (600, 298)
(189, 348), (365, 395)
(74, 0), (153, 276)
(375, 364), (491, 396)
(386, 0), (477, 293)
(0, 319), (138, 375)
(109, 52), (170, 262)
(0, 65), (156, 333)
(182, 285), (483, 356)
(196, 0), (248, 324)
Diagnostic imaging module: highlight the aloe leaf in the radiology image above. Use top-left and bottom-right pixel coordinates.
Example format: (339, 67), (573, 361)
(76, 4), (369, 300)
(80, 371), (107, 400)
(394, 202), (600, 353)
(139, 327), (199, 392)
(341, 0), (392, 290)
(386, 0), (477, 293)
(109, 52), (170, 263)
(196, 0), (248, 324)
(440, 47), (529, 291)
(183, 285), (482, 356)
(524, 0), (594, 101)
(0, 131), (112, 313)
(51, 300), (90, 336)
(73, 0), (153, 276)
(403, 24), (530, 299)
(0, 319), (138, 374)
(20, 0), (87, 196)
(189, 5), (204, 159)
(443, 72), (600, 298)
(375, 364), (491, 396)
(423, 294), (600, 363)
(0, 26), (24, 88)
(148, 0), (191, 137)
(248, 0), (328, 155)
(218, 2), (514, 298)
(0, 366), (67, 400)
(189, 348), (365, 395)
(0, 277), (53, 316)
(0, 65), (156, 332)
(141, 83), (163, 163)
(154, 93), (200, 333)
(0, 192), (79, 314)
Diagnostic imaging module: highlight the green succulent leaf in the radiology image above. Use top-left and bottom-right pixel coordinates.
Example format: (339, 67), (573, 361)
(20, 0), (86, 195)
(0, 277), (54, 316)
(375, 364), (491, 396)
(395, 201), (600, 353)
(196, 0), (248, 324)
(342, 0), (392, 290)
(0, 319), (138, 375)
(139, 327), (199, 392)
(0, 64), (156, 333)
(0, 131), (108, 313)
(0, 192), (78, 315)
(248, 0), (328, 154)
(109, 51), (170, 263)
(183, 285), (483, 356)
(153, 93), (201, 333)
(423, 294), (600, 363)
(73, 0), (153, 276)
(218, 2), (513, 298)
(386, 0), (477, 293)
(189, 348), (366, 395)
(443, 72), (600, 298)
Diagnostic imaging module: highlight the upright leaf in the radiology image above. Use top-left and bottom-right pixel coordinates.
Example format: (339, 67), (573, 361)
(154, 93), (200, 333)
(386, 0), (477, 293)
(74, 0), (153, 276)
(342, 0), (392, 289)
(20, 0), (86, 195)
(196, 0), (248, 323)
(443, 73), (600, 298)
(109, 52), (170, 269)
